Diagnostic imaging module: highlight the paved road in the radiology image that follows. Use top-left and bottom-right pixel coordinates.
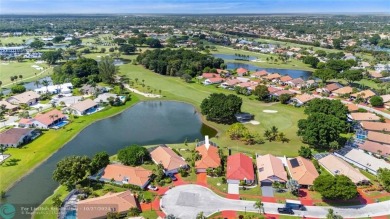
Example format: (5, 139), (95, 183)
(161, 185), (390, 219)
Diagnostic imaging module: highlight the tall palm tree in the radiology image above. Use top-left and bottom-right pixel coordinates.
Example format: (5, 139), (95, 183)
(264, 130), (272, 142)
(253, 200), (263, 214)
(34, 80), (40, 88)
(42, 80), (50, 92)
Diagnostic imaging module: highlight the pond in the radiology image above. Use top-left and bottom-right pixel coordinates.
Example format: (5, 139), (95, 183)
(1, 76), (53, 95)
(4, 101), (216, 218)
(226, 62), (312, 79)
(212, 54), (258, 61)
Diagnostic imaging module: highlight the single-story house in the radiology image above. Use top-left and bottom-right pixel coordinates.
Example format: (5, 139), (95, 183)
(358, 140), (390, 157)
(77, 191), (139, 219)
(226, 153), (255, 185)
(264, 73), (281, 81)
(256, 154), (288, 186)
(150, 145), (188, 174)
(291, 93), (316, 106)
(0, 100), (18, 112)
(318, 154), (369, 184)
(348, 113), (380, 122)
(95, 164), (152, 189)
(367, 131), (390, 145)
(251, 70), (268, 78)
(322, 83), (343, 93)
(271, 90), (294, 98)
(221, 78), (244, 88)
(195, 136), (221, 173)
(7, 91), (40, 106)
(368, 70), (383, 79)
(31, 109), (67, 129)
(334, 147), (390, 175)
(67, 99), (98, 116)
(287, 78), (305, 88)
(279, 75), (293, 85)
(204, 77), (224, 85)
(380, 94), (390, 103)
(0, 128), (37, 148)
(34, 83), (73, 95)
(350, 90), (376, 102)
(332, 86), (354, 96)
(345, 104), (359, 112)
(80, 84), (106, 95)
(305, 79), (318, 88)
(94, 93), (122, 103)
(360, 121), (390, 132)
(286, 156), (319, 187)
(236, 67), (248, 76)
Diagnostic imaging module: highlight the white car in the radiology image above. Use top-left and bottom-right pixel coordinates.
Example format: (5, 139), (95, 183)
(147, 185), (158, 191)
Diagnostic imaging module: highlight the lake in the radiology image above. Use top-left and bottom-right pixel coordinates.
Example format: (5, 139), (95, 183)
(3, 101), (216, 218)
(213, 54), (258, 61)
(226, 62), (312, 79)
(1, 76), (53, 95)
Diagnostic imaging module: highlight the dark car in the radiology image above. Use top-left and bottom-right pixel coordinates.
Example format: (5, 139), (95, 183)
(167, 173), (177, 181)
(277, 207), (294, 215)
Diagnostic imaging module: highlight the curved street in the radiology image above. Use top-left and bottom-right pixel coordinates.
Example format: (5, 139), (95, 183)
(160, 184), (390, 219)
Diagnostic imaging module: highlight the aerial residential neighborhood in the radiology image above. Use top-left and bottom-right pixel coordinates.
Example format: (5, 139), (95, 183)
(0, 1), (390, 219)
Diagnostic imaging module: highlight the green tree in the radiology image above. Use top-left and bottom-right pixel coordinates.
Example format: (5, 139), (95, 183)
(70, 38), (82, 46)
(127, 207), (141, 216)
(98, 56), (118, 84)
(370, 96), (384, 107)
(313, 68), (337, 83)
(53, 156), (92, 187)
(333, 38), (343, 49)
(117, 145), (149, 166)
(303, 56), (320, 68)
(145, 38), (162, 48)
(42, 50), (63, 65)
(253, 200), (263, 214)
(11, 85), (26, 94)
(30, 40), (45, 49)
(298, 113), (347, 149)
(304, 99), (348, 121)
(90, 151), (110, 174)
(298, 146), (312, 159)
(253, 85), (269, 101)
(279, 93), (292, 104)
(327, 209), (343, 219)
(326, 60), (351, 73)
(369, 34), (381, 45)
(196, 211), (206, 219)
(200, 93), (242, 124)
(181, 73), (192, 83)
(286, 179), (299, 195)
(227, 123), (249, 140)
(341, 69), (363, 84)
(52, 36), (65, 43)
(51, 194), (63, 208)
(377, 168), (390, 192)
(119, 44), (136, 55)
(314, 174), (357, 200)
(106, 211), (120, 219)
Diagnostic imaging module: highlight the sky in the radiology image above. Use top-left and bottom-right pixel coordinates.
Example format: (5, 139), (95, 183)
(0, 0), (389, 14)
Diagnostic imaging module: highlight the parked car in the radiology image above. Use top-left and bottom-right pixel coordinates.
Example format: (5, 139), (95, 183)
(277, 207), (294, 215)
(167, 173), (177, 181)
(147, 185), (158, 191)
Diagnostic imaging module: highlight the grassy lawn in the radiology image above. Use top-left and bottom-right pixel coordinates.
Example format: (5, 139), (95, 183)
(359, 170), (377, 182)
(181, 171), (198, 183)
(141, 210), (159, 219)
(118, 64), (307, 157)
(240, 185), (262, 196)
(0, 60), (51, 87)
(33, 185), (69, 219)
(213, 45), (314, 71)
(315, 199), (362, 207)
(0, 96), (140, 191)
(279, 215), (300, 219)
(207, 176), (228, 194)
(0, 35), (38, 45)
(207, 211), (265, 219)
(377, 196), (390, 202)
(274, 190), (299, 200)
(309, 191), (323, 200)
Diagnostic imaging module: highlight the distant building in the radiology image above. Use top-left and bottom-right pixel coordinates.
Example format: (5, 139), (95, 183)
(7, 91), (40, 106)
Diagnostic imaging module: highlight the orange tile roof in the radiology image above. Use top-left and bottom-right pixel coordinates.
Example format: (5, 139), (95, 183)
(293, 93), (316, 104)
(202, 73), (220, 79)
(0, 100), (18, 110)
(256, 154), (288, 183)
(325, 83), (343, 92)
(237, 68), (248, 75)
(150, 146), (188, 171)
(101, 164), (152, 187)
(251, 70), (268, 77)
(264, 73), (281, 80)
(226, 153), (255, 181)
(77, 191), (138, 219)
(345, 104), (359, 112)
(333, 86), (353, 95)
(34, 109), (66, 126)
(195, 144), (221, 169)
(367, 131), (390, 144)
(287, 156), (319, 186)
(361, 122), (390, 132)
(359, 140), (390, 157)
(351, 90), (376, 98)
(280, 75), (293, 82)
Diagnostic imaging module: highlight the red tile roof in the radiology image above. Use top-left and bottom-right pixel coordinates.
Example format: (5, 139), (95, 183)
(367, 131), (390, 144)
(227, 153), (255, 181)
(34, 109), (66, 126)
(237, 68), (248, 75)
(251, 70), (268, 77)
(361, 122), (390, 132)
(150, 146), (188, 171)
(202, 73), (220, 79)
(280, 75), (293, 82)
(358, 140), (390, 157)
(325, 83), (343, 92)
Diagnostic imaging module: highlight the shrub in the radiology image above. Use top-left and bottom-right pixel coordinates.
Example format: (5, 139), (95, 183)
(370, 96), (384, 107)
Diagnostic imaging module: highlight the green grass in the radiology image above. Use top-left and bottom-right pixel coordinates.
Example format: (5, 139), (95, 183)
(377, 196), (390, 202)
(240, 185), (262, 196)
(279, 215), (300, 219)
(141, 210), (159, 219)
(33, 185), (69, 219)
(315, 199), (362, 207)
(274, 190), (299, 199)
(0, 96), (140, 191)
(181, 171), (198, 183)
(0, 60), (51, 87)
(213, 45), (314, 71)
(118, 64), (307, 157)
(207, 211), (266, 219)
(0, 35), (38, 45)
(207, 176), (228, 194)
(359, 170), (377, 182)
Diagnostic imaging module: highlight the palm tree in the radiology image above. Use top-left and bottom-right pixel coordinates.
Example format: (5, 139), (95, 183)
(270, 126), (279, 140)
(42, 80), (50, 92)
(136, 150), (146, 164)
(34, 80), (40, 88)
(253, 200), (264, 214)
(264, 130), (273, 142)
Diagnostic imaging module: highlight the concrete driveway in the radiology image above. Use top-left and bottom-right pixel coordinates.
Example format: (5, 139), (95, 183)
(261, 186), (274, 197)
(161, 184), (390, 219)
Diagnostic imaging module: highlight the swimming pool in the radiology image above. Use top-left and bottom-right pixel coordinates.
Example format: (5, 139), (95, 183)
(55, 120), (69, 128)
(64, 210), (76, 219)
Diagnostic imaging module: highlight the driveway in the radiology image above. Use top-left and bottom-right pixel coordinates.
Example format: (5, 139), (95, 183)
(228, 183), (239, 194)
(0, 116), (18, 128)
(261, 186), (274, 197)
(161, 184), (390, 219)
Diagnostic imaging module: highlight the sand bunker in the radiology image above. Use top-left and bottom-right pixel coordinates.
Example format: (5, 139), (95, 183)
(249, 120), (260, 125)
(263, 110), (278, 113)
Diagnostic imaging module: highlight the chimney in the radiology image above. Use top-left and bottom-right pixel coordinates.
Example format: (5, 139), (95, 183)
(205, 135), (210, 150)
